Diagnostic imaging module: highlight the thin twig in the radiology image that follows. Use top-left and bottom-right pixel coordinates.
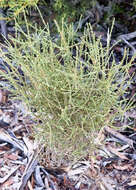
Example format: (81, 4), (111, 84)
(0, 8), (7, 39)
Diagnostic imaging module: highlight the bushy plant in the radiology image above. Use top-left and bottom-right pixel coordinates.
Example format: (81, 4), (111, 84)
(51, 0), (94, 22)
(0, 20), (135, 160)
(0, 0), (92, 22)
(0, 0), (39, 19)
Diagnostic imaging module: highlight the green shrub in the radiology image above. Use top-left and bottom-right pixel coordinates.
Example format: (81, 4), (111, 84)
(0, 0), (39, 19)
(0, 20), (135, 161)
(0, 0), (95, 24)
(51, 0), (94, 22)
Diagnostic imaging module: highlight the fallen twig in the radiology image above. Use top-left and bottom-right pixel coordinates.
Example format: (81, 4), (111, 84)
(117, 31), (136, 54)
(0, 8), (7, 39)
(104, 126), (134, 147)
(0, 165), (20, 184)
(18, 151), (38, 190)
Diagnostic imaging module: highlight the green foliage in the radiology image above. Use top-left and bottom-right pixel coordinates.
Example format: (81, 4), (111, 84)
(0, 0), (39, 19)
(133, 0), (136, 9)
(0, 20), (135, 160)
(0, 0), (94, 22)
(52, 0), (92, 21)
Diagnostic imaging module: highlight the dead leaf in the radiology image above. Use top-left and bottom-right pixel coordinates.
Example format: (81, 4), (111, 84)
(27, 180), (33, 190)
(5, 153), (18, 161)
(1, 178), (14, 188)
(128, 180), (136, 186)
(20, 165), (25, 175)
(106, 145), (129, 160)
(0, 89), (8, 104)
(113, 164), (133, 171)
(0, 109), (3, 115)
(105, 126), (133, 147)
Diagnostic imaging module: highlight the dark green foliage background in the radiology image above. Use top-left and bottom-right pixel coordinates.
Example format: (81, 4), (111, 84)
(0, 0), (136, 30)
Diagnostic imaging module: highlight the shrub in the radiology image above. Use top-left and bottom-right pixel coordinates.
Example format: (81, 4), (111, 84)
(51, 0), (94, 22)
(0, 0), (95, 23)
(0, 20), (135, 161)
(0, 0), (39, 19)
